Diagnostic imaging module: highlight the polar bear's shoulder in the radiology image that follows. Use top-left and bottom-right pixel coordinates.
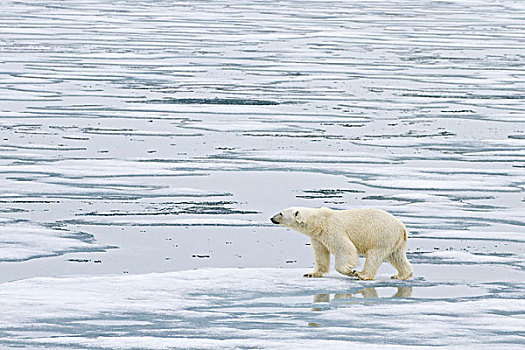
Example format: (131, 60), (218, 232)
(325, 207), (389, 217)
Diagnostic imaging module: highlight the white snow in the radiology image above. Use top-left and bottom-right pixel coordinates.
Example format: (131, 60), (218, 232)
(0, 268), (523, 349)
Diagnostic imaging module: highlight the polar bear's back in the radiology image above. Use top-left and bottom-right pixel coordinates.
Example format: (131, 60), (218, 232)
(335, 208), (406, 253)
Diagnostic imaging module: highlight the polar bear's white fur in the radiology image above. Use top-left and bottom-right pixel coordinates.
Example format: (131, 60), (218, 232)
(270, 207), (413, 280)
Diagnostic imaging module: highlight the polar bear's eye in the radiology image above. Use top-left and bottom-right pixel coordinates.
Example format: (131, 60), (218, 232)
(294, 211), (299, 217)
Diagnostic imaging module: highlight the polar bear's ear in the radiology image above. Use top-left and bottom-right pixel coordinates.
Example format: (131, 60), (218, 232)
(294, 210), (305, 224)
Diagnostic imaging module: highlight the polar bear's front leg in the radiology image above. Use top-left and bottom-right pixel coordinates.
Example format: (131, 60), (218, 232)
(333, 235), (359, 277)
(304, 238), (330, 278)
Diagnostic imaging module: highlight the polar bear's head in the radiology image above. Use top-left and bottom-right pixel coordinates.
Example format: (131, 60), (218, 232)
(270, 207), (304, 227)
(270, 207), (329, 236)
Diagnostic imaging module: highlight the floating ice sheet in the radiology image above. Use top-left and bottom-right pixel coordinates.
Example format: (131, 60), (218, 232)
(0, 268), (523, 349)
(0, 220), (112, 262)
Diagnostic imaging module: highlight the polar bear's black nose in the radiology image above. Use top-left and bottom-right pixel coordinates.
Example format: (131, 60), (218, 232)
(270, 214), (280, 224)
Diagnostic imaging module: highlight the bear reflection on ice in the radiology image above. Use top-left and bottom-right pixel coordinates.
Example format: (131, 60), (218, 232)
(271, 207), (413, 281)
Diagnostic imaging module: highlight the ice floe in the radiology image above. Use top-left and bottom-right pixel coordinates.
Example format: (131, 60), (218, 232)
(0, 220), (112, 262)
(0, 268), (523, 349)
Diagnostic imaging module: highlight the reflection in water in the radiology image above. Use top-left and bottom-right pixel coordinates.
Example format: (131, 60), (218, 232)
(313, 286), (413, 303)
(307, 322), (321, 327)
(392, 287), (413, 298)
(308, 287), (413, 327)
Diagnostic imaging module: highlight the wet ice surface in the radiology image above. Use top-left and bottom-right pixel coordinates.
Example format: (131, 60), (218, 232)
(1, 0), (524, 348)
(0, 268), (524, 349)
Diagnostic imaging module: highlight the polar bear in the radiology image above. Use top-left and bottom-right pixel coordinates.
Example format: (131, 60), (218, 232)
(270, 207), (413, 280)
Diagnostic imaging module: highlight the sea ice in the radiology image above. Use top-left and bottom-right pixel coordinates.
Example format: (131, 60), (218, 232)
(0, 220), (111, 262)
(0, 268), (523, 349)
(1, 0), (524, 348)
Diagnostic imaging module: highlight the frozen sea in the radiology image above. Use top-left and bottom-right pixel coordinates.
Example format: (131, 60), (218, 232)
(0, 0), (524, 348)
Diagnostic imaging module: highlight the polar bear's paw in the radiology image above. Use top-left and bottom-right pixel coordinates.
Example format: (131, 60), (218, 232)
(355, 271), (375, 281)
(391, 273), (413, 280)
(303, 272), (324, 278)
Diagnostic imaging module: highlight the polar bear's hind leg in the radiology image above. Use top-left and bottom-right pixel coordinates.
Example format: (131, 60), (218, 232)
(355, 249), (389, 280)
(388, 244), (413, 280)
(333, 235), (360, 277)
